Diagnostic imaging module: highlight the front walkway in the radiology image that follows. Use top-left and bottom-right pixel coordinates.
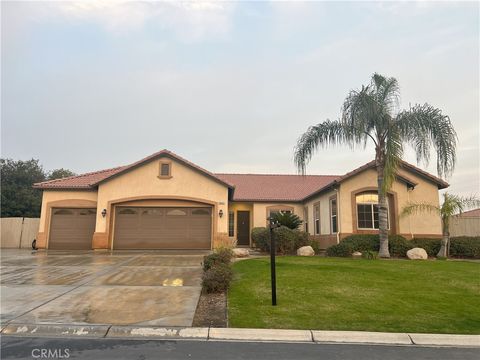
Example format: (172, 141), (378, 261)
(0, 249), (207, 327)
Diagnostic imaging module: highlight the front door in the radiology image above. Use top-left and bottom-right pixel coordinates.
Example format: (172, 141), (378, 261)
(237, 211), (250, 246)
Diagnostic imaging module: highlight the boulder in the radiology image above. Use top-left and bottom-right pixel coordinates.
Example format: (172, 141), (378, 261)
(407, 247), (428, 260)
(297, 246), (315, 256)
(233, 248), (250, 258)
(352, 251), (362, 258)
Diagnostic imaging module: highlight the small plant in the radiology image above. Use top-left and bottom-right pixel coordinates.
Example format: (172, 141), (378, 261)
(362, 250), (378, 260)
(203, 247), (233, 271)
(270, 212), (303, 230)
(251, 227), (270, 251)
(202, 263), (233, 293)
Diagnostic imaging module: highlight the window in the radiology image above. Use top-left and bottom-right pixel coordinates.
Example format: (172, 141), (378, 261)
(118, 208), (137, 215)
(356, 192), (389, 230)
(228, 211), (235, 237)
(54, 209), (74, 215)
(330, 197), (338, 234)
(314, 204), (320, 235)
(166, 209), (186, 216)
(192, 209), (210, 216)
(304, 206), (309, 233)
(159, 161), (171, 178)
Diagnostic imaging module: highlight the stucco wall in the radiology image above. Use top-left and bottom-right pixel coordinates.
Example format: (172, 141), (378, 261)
(96, 157), (229, 234)
(338, 168), (442, 237)
(252, 202), (304, 228)
(38, 190), (98, 233)
(304, 190), (337, 235)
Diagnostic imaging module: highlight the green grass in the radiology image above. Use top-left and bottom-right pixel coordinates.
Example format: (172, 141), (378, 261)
(228, 257), (480, 334)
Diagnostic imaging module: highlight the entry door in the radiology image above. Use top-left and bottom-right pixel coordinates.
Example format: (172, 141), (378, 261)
(237, 211), (250, 246)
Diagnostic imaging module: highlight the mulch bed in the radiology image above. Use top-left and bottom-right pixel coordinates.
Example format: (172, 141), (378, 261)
(192, 291), (227, 327)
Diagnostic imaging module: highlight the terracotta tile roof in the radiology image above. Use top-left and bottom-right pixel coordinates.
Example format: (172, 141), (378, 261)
(33, 149), (233, 190)
(33, 149), (449, 201)
(33, 166), (126, 189)
(215, 173), (340, 202)
(456, 208), (480, 217)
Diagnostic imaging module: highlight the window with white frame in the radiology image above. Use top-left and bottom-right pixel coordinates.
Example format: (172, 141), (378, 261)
(314, 204), (320, 235)
(356, 192), (389, 230)
(330, 197), (338, 233)
(304, 206), (309, 233)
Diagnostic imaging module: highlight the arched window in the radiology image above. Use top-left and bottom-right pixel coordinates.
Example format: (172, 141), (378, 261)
(356, 192), (389, 230)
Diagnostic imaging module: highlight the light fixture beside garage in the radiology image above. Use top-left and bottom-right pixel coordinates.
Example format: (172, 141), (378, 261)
(219, 209), (224, 218)
(101, 209), (107, 218)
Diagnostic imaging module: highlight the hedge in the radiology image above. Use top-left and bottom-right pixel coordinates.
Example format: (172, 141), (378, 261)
(326, 235), (480, 259)
(251, 226), (312, 255)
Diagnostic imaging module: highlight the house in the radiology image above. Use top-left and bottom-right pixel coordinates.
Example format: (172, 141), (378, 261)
(33, 149), (448, 250)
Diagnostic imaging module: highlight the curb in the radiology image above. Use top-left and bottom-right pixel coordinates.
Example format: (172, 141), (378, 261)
(2, 324), (479, 347)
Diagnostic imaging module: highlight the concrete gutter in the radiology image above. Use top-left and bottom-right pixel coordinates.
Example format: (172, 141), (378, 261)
(2, 324), (479, 347)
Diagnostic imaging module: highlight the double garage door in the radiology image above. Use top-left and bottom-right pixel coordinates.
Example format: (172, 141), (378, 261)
(48, 206), (212, 250)
(113, 206), (212, 249)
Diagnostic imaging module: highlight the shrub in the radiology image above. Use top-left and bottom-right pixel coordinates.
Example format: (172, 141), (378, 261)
(203, 247), (233, 271)
(310, 239), (321, 254)
(362, 250), (378, 260)
(449, 237), (480, 259)
(270, 212), (303, 230)
(202, 263), (233, 293)
(326, 241), (354, 257)
(410, 238), (441, 257)
(325, 234), (408, 257)
(251, 226), (311, 254)
(251, 227), (269, 251)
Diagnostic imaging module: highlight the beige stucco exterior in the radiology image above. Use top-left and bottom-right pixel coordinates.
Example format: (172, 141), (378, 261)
(337, 168), (441, 238)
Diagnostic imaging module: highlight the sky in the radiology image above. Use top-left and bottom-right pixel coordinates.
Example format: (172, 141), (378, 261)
(1, 1), (479, 196)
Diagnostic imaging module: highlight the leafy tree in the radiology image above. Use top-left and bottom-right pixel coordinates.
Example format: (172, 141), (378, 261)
(270, 212), (303, 230)
(294, 73), (457, 257)
(48, 168), (76, 180)
(0, 159), (45, 217)
(402, 193), (480, 258)
(0, 159), (76, 218)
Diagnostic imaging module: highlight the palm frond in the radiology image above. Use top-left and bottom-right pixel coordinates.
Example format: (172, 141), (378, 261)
(401, 202), (440, 217)
(442, 193), (480, 217)
(396, 104), (457, 178)
(294, 120), (350, 174)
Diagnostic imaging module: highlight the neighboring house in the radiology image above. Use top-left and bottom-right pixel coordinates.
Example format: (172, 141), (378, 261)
(450, 208), (480, 237)
(33, 149), (448, 251)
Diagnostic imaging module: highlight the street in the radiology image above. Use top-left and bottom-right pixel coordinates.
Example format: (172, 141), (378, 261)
(1, 336), (477, 360)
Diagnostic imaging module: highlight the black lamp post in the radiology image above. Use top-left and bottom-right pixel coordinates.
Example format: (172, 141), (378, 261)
(268, 217), (281, 306)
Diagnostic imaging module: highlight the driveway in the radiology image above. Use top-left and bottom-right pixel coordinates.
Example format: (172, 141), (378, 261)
(0, 249), (207, 327)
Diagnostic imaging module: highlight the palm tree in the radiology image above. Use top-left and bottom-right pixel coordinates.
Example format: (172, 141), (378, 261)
(402, 193), (480, 258)
(294, 73), (457, 258)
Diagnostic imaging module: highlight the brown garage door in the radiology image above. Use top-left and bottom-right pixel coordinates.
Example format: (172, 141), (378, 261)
(113, 207), (212, 249)
(49, 208), (96, 249)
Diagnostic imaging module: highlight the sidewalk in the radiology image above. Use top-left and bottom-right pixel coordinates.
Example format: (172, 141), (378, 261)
(2, 324), (479, 347)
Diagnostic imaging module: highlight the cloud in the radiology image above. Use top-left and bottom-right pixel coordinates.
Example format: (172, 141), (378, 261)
(3, 1), (236, 42)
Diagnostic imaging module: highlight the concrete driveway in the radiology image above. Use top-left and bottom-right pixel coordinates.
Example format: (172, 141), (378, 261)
(0, 249), (207, 327)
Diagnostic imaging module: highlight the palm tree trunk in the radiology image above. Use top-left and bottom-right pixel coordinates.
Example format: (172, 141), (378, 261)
(377, 163), (390, 258)
(437, 233), (449, 258)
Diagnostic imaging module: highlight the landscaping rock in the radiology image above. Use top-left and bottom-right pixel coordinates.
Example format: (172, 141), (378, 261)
(407, 247), (428, 260)
(232, 248), (250, 258)
(352, 251), (362, 258)
(297, 246), (315, 256)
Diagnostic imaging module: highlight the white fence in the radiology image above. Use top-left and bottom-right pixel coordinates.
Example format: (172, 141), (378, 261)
(450, 216), (480, 237)
(0, 218), (40, 249)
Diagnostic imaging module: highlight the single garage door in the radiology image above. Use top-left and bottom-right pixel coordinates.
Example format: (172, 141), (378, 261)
(113, 207), (212, 249)
(49, 208), (96, 249)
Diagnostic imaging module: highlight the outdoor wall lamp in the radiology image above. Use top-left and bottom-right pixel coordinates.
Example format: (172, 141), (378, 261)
(101, 209), (107, 218)
(219, 209), (224, 218)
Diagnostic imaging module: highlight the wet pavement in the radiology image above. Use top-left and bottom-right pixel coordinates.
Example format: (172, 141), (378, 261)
(0, 249), (207, 327)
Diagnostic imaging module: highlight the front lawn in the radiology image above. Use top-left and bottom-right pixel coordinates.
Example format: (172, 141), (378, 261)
(228, 257), (480, 334)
